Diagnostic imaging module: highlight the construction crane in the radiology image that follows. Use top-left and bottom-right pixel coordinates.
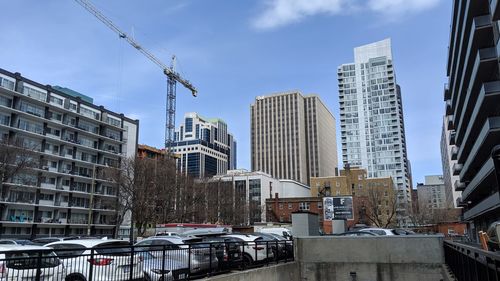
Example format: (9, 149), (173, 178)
(74, 0), (197, 153)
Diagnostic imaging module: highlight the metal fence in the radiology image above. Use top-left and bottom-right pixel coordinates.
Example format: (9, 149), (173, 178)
(444, 240), (500, 281)
(0, 240), (294, 281)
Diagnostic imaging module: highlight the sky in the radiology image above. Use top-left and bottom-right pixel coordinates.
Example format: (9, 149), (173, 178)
(0, 0), (451, 185)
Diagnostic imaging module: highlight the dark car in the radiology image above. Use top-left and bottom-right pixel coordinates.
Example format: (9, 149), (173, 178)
(31, 237), (79, 245)
(487, 221), (500, 251)
(198, 236), (243, 270)
(253, 232), (288, 260)
(335, 231), (379, 237)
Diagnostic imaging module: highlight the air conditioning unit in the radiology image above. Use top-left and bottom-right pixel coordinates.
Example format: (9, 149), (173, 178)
(42, 166), (49, 170)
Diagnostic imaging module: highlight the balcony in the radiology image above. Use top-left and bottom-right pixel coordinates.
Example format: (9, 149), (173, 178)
(492, 0), (500, 21)
(452, 163), (463, 176)
(450, 145), (458, 160)
(459, 117), (500, 181)
(456, 81), (500, 162)
(453, 180), (466, 192)
(461, 157), (496, 202)
(463, 191), (500, 221)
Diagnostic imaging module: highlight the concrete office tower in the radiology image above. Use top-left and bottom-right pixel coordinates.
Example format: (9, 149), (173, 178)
(250, 91), (338, 185)
(338, 38), (411, 209)
(173, 112), (237, 178)
(0, 68), (138, 239)
(417, 175), (447, 211)
(440, 117), (461, 208)
(446, 0), (500, 238)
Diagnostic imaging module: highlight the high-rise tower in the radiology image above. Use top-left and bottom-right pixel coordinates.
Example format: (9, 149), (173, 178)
(337, 39), (411, 210)
(250, 91), (338, 185)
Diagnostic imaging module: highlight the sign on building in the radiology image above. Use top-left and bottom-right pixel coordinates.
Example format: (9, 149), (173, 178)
(323, 196), (354, 220)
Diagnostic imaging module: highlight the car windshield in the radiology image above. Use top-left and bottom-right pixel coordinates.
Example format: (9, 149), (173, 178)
(6, 251), (60, 269)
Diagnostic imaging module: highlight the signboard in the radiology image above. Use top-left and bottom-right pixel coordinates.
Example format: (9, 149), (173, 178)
(323, 196), (354, 220)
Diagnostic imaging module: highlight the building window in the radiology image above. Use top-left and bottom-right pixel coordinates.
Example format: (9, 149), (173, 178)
(299, 202), (310, 211)
(318, 202), (322, 209)
(288, 203), (292, 209)
(279, 203), (283, 210)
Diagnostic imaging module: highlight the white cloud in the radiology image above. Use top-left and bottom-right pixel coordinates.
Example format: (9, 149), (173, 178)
(367, 0), (441, 15)
(252, 0), (442, 30)
(252, 0), (346, 30)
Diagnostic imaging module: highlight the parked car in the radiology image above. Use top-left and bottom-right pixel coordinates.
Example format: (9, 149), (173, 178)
(359, 228), (397, 236)
(135, 237), (218, 274)
(155, 232), (179, 237)
(139, 251), (189, 281)
(46, 239), (143, 281)
(221, 234), (269, 267)
(264, 233), (294, 259)
(32, 237), (79, 245)
(197, 236), (243, 269)
(335, 231), (379, 237)
(0, 245), (65, 281)
(393, 229), (416, 235)
(253, 233), (287, 260)
(0, 239), (37, 246)
(259, 228), (292, 240)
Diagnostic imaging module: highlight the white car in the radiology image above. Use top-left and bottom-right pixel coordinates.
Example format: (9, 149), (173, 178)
(46, 239), (143, 281)
(0, 245), (65, 281)
(359, 228), (396, 236)
(135, 237), (218, 274)
(222, 234), (269, 266)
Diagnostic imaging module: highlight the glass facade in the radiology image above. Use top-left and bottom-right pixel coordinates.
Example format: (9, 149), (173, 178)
(205, 155), (217, 177)
(185, 118), (193, 132)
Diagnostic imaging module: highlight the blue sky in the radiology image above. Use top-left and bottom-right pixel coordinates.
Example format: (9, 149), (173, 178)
(0, 0), (451, 184)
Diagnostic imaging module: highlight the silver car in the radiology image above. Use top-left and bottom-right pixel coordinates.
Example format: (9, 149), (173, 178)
(139, 251), (189, 281)
(135, 237), (218, 274)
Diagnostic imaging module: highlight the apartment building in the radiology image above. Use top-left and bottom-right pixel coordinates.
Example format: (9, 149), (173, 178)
(250, 91), (338, 185)
(440, 117), (462, 208)
(0, 68), (138, 238)
(416, 175), (447, 211)
(445, 0), (500, 238)
(337, 39), (411, 221)
(173, 112), (236, 178)
(138, 144), (165, 159)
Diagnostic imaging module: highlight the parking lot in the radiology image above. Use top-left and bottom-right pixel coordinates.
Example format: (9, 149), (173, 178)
(0, 233), (294, 281)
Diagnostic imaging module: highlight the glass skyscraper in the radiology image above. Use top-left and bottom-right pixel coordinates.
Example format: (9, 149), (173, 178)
(337, 39), (411, 211)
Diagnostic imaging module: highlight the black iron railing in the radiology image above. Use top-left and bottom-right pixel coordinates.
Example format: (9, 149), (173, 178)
(0, 240), (294, 281)
(444, 240), (500, 281)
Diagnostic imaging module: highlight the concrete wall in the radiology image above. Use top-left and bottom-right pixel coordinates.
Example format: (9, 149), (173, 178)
(296, 235), (445, 281)
(206, 262), (299, 281)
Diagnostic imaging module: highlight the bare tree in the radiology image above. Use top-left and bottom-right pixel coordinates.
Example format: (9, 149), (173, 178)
(362, 186), (397, 228)
(0, 138), (39, 218)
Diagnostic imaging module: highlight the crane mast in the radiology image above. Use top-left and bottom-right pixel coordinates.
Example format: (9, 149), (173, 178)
(74, 0), (197, 152)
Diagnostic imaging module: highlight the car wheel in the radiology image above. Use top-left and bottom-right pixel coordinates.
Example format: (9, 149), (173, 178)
(241, 253), (253, 269)
(65, 275), (86, 281)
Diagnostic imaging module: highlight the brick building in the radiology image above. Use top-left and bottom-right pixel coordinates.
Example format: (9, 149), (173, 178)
(266, 167), (398, 230)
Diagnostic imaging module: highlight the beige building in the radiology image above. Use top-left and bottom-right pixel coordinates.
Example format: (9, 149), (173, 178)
(310, 166), (397, 227)
(417, 175), (447, 211)
(250, 91), (337, 185)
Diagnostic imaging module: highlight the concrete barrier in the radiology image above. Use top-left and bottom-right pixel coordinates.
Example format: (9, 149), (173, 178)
(204, 262), (299, 281)
(296, 235), (445, 281)
(204, 235), (446, 281)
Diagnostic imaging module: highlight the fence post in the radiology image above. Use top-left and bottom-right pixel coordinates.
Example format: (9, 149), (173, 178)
(161, 245), (166, 281)
(265, 241), (269, 266)
(276, 240), (279, 264)
(188, 243), (191, 280)
(88, 249), (94, 281)
(209, 243), (212, 276)
(35, 251), (42, 281)
(129, 245), (135, 281)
